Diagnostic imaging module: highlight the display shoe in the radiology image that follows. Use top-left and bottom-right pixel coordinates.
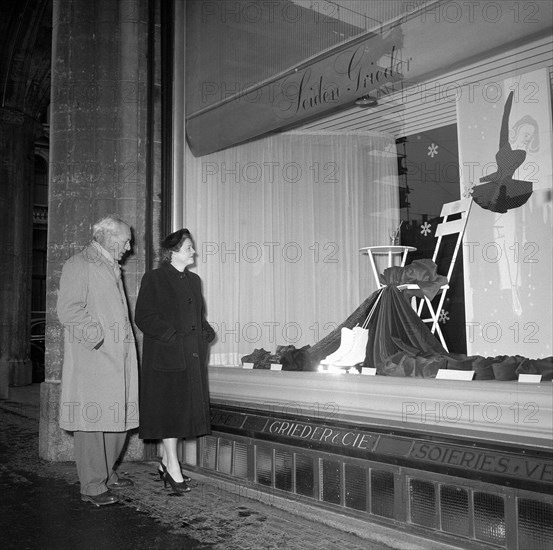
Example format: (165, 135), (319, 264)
(334, 327), (369, 367)
(320, 327), (355, 365)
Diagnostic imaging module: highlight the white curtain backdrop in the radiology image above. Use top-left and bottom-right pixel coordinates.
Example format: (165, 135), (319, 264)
(180, 131), (399, 366)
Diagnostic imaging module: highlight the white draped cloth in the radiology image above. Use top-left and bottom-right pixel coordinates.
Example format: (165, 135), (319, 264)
(179, 131), (399, 366)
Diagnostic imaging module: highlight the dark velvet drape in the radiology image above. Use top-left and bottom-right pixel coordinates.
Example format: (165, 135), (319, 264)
(308, 261), (553, 380)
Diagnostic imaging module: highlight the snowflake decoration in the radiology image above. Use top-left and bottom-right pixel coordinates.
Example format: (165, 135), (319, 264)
(439, 309), (450, 323)
(420, 221), (432, 236)
(427, 143), (439, 158)
(462, 183), (475, 198)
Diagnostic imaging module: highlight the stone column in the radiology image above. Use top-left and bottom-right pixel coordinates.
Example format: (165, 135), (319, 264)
(40, 0), (150, 461)
(0, 108), (36, 398)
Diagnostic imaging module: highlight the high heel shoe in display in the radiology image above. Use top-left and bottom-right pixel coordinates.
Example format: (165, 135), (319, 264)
(162, 470), (191, 493)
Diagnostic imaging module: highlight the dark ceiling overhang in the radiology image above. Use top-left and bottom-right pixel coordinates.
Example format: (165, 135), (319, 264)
(0, 0), (52, 120)
(185, 0), (553, 157)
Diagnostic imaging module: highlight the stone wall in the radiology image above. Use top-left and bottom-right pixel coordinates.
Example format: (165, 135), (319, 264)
(40, 0), (158, 461)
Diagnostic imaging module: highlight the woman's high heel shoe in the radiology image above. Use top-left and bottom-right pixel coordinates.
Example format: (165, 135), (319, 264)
(157, 460), (192, 483)
(162, 470), (191, 493)
(159, 468), (192, 482)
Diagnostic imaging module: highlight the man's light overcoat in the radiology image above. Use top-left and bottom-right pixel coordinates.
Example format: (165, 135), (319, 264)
(57, 243), (139, 432)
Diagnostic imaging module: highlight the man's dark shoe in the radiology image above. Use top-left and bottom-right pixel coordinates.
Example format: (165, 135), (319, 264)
(81, 490), (119, 506)
(108, 477), (134, 488)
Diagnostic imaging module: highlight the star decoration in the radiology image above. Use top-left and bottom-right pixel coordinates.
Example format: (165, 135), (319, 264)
(420, 222), (432, 236)
(462, 183), (475, 198)
(427, 143), (439, 158)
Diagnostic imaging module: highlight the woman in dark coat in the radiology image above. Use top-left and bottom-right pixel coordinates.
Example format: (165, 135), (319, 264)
(135, 229), (215, 492)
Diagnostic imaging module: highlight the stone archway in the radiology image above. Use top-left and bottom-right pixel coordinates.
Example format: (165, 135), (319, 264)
(0, 1), (52, 397)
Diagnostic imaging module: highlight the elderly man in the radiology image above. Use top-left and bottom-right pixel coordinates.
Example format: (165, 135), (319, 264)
(57, 215), (139, 506)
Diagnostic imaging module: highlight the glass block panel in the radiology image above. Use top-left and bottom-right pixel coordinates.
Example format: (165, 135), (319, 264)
(217, 438), (233, 474)
(256, 446), (273, 487)
(371, 470), (395, 518)
(295, 453), (314, 498)
(474, 492), (506, 545)
(233, 441), (249, 479)
(345, 463), (367, 511)
(409, 478), (437, 528)
(440, 485), (470, 536)
(201, 436), (217, 470)
(183, 439), (197, 466)
(321, 459), (341, 505)
(518, 499), (553, 550)
(275, 449), (293, 492)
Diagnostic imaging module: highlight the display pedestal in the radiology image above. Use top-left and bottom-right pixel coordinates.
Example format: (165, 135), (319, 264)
(360, 245), (416, 288)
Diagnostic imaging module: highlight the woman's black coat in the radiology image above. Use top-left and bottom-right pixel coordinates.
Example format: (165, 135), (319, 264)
(135, 262), (215, 439)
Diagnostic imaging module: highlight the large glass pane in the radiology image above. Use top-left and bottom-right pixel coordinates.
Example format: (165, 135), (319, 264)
(217, 438), (233, 474)
(371, 470), (395, 519)
(233, 441), (249, 479)
(474, 492), (506, 545)
(409, 478), (436, 528)
(201, 436), (217, 470)
(321, 459), (341, 505)
(518, 499), (553, 550)
(440, 485), (469, 537)
(275, 449), (293, 492)
(345, 463), (367, 511)
(256, 446), (273, 487)
(295, 453), (314, 498)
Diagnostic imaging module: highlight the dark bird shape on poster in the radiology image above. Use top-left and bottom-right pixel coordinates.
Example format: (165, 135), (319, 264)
(472, 91), (538, 213)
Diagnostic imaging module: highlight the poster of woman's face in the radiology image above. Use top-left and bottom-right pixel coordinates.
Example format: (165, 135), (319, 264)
(457, 67), (552, 358)
(511, 116), (539, 153)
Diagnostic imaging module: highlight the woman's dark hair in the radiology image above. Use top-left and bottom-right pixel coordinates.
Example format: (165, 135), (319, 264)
(160, 228), (192, 262)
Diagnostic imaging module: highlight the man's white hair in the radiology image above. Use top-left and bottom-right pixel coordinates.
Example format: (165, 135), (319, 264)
(92, 214), (127, 241)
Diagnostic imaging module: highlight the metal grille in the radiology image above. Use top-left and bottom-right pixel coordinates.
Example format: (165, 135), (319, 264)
(233, 441), (249, 479)
(440, 485), (470, 537)
(201, 435), (217, 469)
(275, 448), (293, 492)
(409, 478), (437, 528)
(518, 499), (553, 550)
(474, 492), (506, 545)
(295, 453), (314, 498)
(198, 433), (553, 549)
(345, 463), (367, 511)
(371, 469), (395, 518)
(255, 445), (273, 486)
(217, 438), (233, 474)
(321, 459), (341, 505)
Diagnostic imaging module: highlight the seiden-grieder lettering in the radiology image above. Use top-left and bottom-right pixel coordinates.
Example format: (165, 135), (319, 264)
(268, 420), (375, 450)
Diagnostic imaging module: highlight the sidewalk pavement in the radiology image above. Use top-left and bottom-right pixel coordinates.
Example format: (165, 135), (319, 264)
(0, 384), (462, 550)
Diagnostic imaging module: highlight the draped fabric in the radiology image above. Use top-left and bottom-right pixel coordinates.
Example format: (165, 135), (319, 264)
(180, 131), (399, 365)
(379, 259), (448, 300)
(363, 286), (446, 374)
(307, 285), (445, 371)
(309, 282), (553, 381)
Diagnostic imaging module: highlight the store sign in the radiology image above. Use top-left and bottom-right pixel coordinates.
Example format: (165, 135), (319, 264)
(186, 28), (406, 156)
(409, 441), (553, 482)
(185, 3), (553, 156)
(264, 419), (378, 452)
(210, 405), (553, 487)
